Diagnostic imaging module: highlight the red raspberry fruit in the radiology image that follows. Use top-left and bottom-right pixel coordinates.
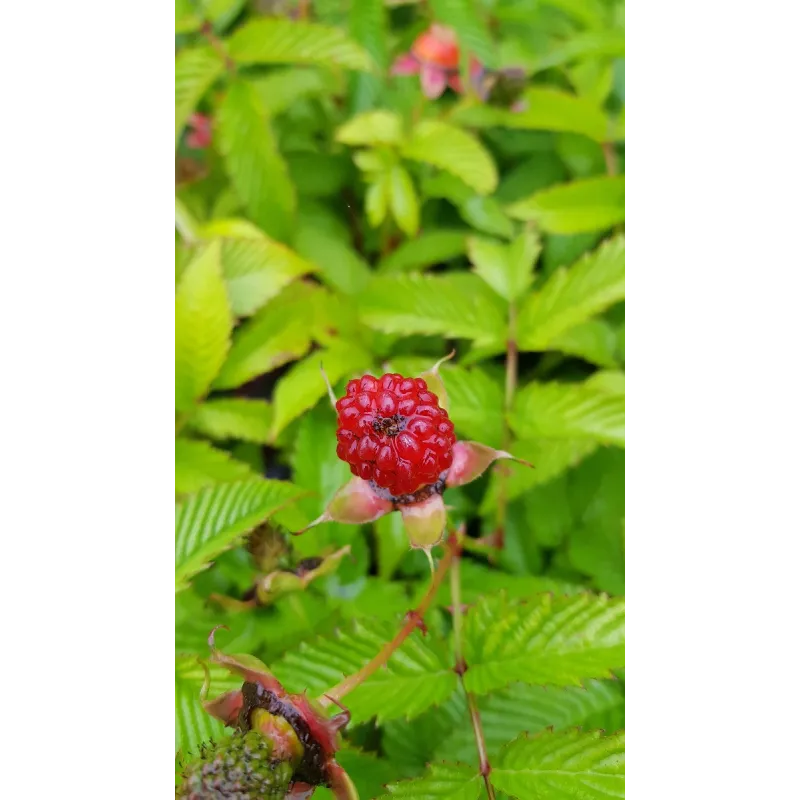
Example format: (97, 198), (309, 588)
(335, 373), (456, 497)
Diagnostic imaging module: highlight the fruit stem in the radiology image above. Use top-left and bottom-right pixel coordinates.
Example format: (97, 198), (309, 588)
(318, 536), (456, 706)
(450, 540), (495, 798)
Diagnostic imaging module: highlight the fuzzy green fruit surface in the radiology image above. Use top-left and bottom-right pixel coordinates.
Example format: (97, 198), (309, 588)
(177, 731), (294, 799)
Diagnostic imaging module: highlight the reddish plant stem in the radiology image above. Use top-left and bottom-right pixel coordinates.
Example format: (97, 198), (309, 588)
(450, 544), (495, 798)
(200, 21), (236, 74)
(602, 141), (619, 176)
(319, 537), (456, 706)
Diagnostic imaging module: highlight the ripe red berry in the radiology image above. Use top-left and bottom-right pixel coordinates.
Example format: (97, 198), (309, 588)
(334, 373), (456, 497)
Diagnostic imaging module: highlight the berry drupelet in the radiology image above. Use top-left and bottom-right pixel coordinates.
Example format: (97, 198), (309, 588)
(334, 373), (456, 497)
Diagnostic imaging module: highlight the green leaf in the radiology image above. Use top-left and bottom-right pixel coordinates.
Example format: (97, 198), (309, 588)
(458, 195), (514, 239)
(200, 222), (318, 317)
(530, 30), (625, 73)
(517, 235), (624, 350)
(188, 398), (273, 443)
(429, 0), (496, 67)
(540, 0), (610, 29)
(548, 320), (619, 367)
(175, 47), (224, 147)
(294, 217), (371, 295)
(453, 683), (625, 766)
(386, 679), (624, 770)
(175, 479), (306, 591)
(382, 764), (483, 799)
(214, 282), (320, 390)
(403, 120), (498, 195)
(510, 375), (625, 446)
(378, 231), (468, 273)
(175, 438), (256, 495)
(175, 656), (242, 757)
(507, 88), (610, 142)
(480, 438), (601, 513)
(176, 196), (201, 245)
(272, 620), (458, 723)
(507, 176), (625, 234)
(217, 80), (296, 243)
(463, 593), (625, 694)
(491, 730), (625, 799)
(390, 164), (420, 236)
(228, 19), (375, 71)
(337, 110), (403, 145)
(567, 448), (625, 595)
(440, 365), (504, 447)
(250, 67), (335, 117)
(269, 343), (371, 440)
(366, 173), (391, 228)
(468, 231), (540, 302)
(175, 241), (232, 412)
(349, 0), (388, 112)
(358, 273), (506, 345)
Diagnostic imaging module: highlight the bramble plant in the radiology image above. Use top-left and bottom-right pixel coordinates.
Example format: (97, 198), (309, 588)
(176, 0), (624, 797)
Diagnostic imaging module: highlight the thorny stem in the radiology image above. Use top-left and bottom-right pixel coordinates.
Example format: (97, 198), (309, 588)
(450, 541), (495, 799)
(318, 537), (456, 706)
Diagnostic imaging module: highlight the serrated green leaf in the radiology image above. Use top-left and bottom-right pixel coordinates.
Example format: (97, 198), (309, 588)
(540, 0), (609, 29)
(199, 223), (318, 317)
(214, 282), (320, 390)
(269, 343), (371, 440)
(451, 682), (625, 766)
(459, 194), (514, 238)
(491, 730), (625, 799)
(440, 365), (504, 447)
(272, 619), (458, 723)
(463, 593), (625, 694)
(507, 88), (610, 142)
(548, 319), (619, 367)
(531, 30), (625, 73)
(349, 0), (388, 112)
(175, 47), (224, 147)
(188, 398), (273, 443)
(382, 763), (483, 799)
(337, 110), (403, 145)
(480, 438), (601, 513)
(403, 120), (498, 195)
(175, 479), (306, 591)
(358, 273), (506, 345)
(507, 176), (625, 234)
(175, 242), (232, 412)
(175, 656), (242, 757)
(378, 231), (468, 273)
(250, 67), (334, 117)
(390, 163), (420, 236)
(511, 377), (624, 446)
(468, 231), (540, 302)
(175, 438), (256, 495)
(228, 19), (374, 71)
(217, 80), (296, 243)
(429, 0), (496, 67)
(517, 235), (624, 350)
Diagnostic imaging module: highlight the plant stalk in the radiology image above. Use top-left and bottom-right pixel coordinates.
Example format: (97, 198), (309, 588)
(450, 546), (495, 799)
(319, 538), (456, 706)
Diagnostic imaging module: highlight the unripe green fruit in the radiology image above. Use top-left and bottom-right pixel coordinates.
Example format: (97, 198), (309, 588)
(177, 731), (294, 799)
